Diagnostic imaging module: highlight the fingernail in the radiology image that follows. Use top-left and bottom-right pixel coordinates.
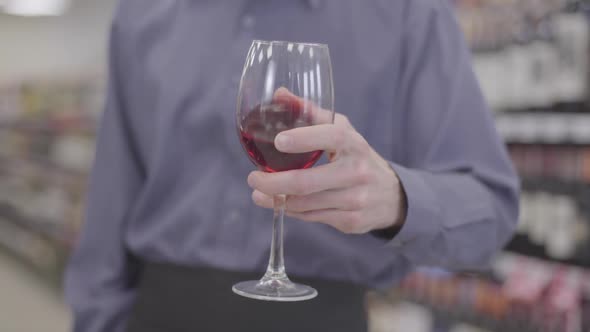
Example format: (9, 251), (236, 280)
(275, 134), (291, 150)
(276, 87), (289, 95)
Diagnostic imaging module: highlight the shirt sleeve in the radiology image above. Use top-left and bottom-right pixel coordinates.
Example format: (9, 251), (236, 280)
(64, 8), (145, 332)
(386, 1), (520, 270)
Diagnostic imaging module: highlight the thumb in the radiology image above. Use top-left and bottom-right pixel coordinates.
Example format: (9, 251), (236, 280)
(272, 87), (334, 125)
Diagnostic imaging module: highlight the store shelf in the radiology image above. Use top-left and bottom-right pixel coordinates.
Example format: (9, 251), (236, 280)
(521, 177), (589, 196)
(0, 204), (70, 287)
(0, 115), (96, 136)
(378, 285), (536, 332)
(0, 154), (87, 184)
(505, 234), (590, 268)
(380, 253), (590, 332)
(28, 155), (87, 181)
(496, 112), (590, 145)
(402, 297), (534, 332)
(0, 202), (72, 248)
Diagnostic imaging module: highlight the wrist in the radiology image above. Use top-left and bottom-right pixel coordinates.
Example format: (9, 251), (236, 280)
(392, 171), (408, 227)
(371, 164), (408, 239)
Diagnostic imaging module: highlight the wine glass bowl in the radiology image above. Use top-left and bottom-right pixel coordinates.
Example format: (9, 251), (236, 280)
(233, 40), (334, 301)
(238, 90), (323, 172)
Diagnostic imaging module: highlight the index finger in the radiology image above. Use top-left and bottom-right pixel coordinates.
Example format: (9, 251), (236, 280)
(247, 162), (359, 196)
(274, 124), (347, 154)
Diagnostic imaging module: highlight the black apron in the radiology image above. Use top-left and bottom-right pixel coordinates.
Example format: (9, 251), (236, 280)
(126, 262), (368, 332)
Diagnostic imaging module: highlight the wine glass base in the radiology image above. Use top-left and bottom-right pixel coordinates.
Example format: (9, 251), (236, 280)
(232, 279), (318, 302)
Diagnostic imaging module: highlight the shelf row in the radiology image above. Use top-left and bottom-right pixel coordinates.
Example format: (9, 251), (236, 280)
(0, 205), (70, 287)
(387, 254), (590, 332)
(497, 112), (590, 145)
(7, 111), (590, 146)
(506, 235), (590, 269)
(0, 154), (87, 183)
(0, 115), (96, 136)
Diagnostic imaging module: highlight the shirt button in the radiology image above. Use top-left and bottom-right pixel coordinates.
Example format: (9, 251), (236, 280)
(242, 15), (255, 29)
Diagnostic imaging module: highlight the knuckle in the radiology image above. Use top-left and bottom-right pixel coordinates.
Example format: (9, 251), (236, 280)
(286, 197), (304, 212)
(336, 113), (351, 126)
(292, 173), (312, 195)
(351, 160), (372, 184)
(350, 132), (369, 155)
(348, 212), (363, 225)
(339, 212), (362, 234)
(338, 222), (355, 234)
(334, 126), (369, 154)
(347, 190), (368, 210)
(332, 126), (348, 147)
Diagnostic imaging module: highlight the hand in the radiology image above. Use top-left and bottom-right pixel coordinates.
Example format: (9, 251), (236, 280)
(247, 97), (407, 234)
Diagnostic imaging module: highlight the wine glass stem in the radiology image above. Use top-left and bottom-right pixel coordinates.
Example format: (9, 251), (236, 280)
(264, 194), (288, 280)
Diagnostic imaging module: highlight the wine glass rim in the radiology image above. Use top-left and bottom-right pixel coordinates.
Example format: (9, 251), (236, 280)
(252, 39), (328, 48)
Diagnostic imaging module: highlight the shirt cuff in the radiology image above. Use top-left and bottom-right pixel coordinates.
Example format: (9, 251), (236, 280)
(386, 162), (442, 249)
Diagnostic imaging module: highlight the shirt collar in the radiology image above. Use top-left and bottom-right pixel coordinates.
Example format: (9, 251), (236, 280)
(306, 0), (322, 9)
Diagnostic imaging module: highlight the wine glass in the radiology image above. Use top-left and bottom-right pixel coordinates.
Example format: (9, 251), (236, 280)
(233, 40), (334, 301)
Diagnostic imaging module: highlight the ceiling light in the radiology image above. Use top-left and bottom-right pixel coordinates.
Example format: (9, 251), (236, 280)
(3, 0), (70, 17)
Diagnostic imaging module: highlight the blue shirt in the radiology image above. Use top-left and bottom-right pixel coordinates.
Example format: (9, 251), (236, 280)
(65, 0), (520, 331)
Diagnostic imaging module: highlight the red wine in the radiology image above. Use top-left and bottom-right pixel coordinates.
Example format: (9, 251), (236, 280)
(239, 99), (322, 173)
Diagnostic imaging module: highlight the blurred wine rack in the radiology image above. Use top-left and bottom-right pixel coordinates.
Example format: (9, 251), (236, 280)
(0, 1), (589, 331)
(496, 112), (590, 269)
(368, 1), (590, 331)
(371, 254), (590, 332)
(455, 0), (590, 270)
(0, 79), (102, 286)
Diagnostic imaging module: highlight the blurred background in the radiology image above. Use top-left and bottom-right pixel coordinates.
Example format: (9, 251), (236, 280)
(1, 0), (590, 331)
